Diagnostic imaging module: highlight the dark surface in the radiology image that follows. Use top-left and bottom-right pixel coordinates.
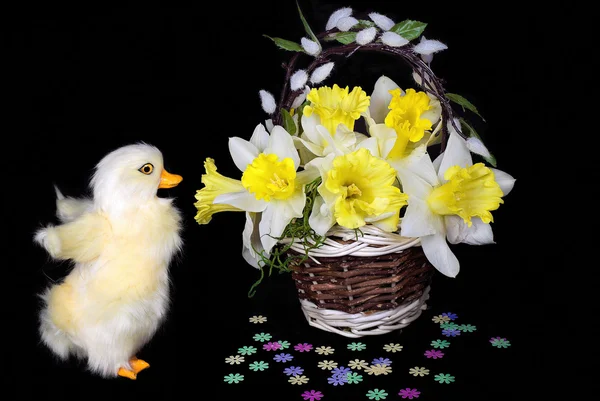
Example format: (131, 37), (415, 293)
(6, 1), (567, 400)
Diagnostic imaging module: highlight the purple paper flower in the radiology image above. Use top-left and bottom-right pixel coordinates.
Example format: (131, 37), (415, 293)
(301, 390), (324, 401)
(398, 388), (421, 399)
(424, 349), (444, 359)
(273, 353), (294, 363)
(263, 341), (281, 351)
(332, 366), (351, 377)
(372, 357), (392, 366)
(283, 366), (304, 376)
(294, 343), (313, 352)
(327, 374), (347, 386)
(442, 312), (458, 320)
(442, 328), (461, 337)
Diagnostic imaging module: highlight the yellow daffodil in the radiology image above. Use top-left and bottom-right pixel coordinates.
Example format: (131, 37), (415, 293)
(398, 126), (515, 277)
(308, 148), (408, 235)
(295, 84), (370, 165)
(360, 75), (442, 185)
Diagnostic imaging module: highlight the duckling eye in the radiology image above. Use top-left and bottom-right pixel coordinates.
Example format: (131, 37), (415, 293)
(139, 163), (154, 175)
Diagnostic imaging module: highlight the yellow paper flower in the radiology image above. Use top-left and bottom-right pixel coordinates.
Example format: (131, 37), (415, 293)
(303, 84), (370, 135)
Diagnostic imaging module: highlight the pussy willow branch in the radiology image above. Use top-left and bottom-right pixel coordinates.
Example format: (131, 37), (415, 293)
(273, 30), (465, 152)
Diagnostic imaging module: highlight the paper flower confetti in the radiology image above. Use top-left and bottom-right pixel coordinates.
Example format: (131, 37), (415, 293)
(434, 373), (456, 384)
(263, 341), (282, 351)
(273, 353), (294, 363)
(430, 339), (451, 349)
(327, 374), (348, 386)
(398, 388), (421, 399)
(332, 366), (352, 377)
(224, 373), (244, 384)
(366, 389), (388, 400)
(383, 343), (403, 353)
(372, 357), (392, 366)
(348, 359), (369, 370)
(442, 312), (458, 320)
(424, 350), (445, 359)
(224, 355), (245, 365)
(346, 372), (363, 384)
(283, 366), (304, 376)
(347, 342), (367, 351)
(318, 360), (338, 370)
(294, 343), (313, 352)
(289, 375), (310, 385)
(301, 390), (324, 401)
(315, 346), (335, 355)
(432, 315), (451, 324)
(458, 324), (477, 332)
(440, 322), (460, 330)
(253, 332), (272, 342)
(237, 345), (258, 355)
(490, 337), (511, 348)
(248, 361), (269, 371)
(276, 340), (290, 349)
(442, 328), (461, 337)
(409, 367), (430, 377)
(249, 315), (267, 324)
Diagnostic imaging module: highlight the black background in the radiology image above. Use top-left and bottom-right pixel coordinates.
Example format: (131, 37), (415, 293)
(5, 1), (575, 400)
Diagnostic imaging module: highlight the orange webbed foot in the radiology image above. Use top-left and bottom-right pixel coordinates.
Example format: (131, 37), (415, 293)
(118, 367), (137, 380)
(129, 357), (150, 374)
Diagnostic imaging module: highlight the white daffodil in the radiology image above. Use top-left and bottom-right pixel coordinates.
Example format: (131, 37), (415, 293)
(359, 75), (443, 185)
(308, 148), (409, 236)
(398, 127), (516, 277)
(294, 84), (370, 164)
(195, 123), (319, 268)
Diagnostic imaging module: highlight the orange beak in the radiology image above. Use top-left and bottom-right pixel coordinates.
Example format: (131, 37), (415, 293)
(159, 169), (183, 189)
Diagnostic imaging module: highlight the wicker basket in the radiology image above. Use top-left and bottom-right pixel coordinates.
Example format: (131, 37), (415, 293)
(280, 225), (434, 337)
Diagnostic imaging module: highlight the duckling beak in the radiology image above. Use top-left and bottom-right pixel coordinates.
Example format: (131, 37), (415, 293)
(159, 169), (183, 189)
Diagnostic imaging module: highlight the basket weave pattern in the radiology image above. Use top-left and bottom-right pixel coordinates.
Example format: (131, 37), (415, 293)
(290, 246), (433, 314)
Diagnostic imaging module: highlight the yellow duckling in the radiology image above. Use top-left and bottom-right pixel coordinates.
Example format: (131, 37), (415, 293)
(34, 142), (183, 380)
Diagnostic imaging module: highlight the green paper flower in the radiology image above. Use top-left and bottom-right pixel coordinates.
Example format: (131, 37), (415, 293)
(431, 339), (451, 349)
(248, 361), (269, 371)
(366, 389), (388, 400)
(237, 346), (257, 355)
(434, 373), (455, 384)
(277, 340), (290, 349)
(347, 342), (367, 351)
(440, 322), (459, 330)
(347, 372), (363, 384)
(253, 332), (272, 342)
(224, 373), (244, 384)
(458, 324), (477, 332)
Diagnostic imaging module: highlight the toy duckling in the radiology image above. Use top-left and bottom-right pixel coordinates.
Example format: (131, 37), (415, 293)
(34, 142), (183, 380)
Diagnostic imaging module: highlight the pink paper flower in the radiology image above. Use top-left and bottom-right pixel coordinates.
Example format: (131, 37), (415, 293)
(424, 349), (444, 359)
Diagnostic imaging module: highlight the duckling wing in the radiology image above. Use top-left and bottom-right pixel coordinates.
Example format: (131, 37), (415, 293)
(54, 185), (93, 223)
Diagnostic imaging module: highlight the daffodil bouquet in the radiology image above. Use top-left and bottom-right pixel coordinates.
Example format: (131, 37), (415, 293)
(194, 4), (516, 325)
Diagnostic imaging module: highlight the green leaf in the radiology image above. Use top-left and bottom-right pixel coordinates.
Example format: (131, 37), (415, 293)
(459, 118), (496, 166)
(263, 35), (304, 52)
(281, 108), (297, 135)
(446, 93), (486, 122)
(389, 20), (427, 41)
(357, 19), (376, 28)
(333, 31), (357, 44)
(296, 1), (320, 45)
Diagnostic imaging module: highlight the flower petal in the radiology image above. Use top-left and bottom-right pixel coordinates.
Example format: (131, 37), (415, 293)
(420, 232), (460, 277)
(437, 124), (472, 182)
(401, 197), (438, 237)
(369, 75), (400, 124)
(396, 166), (434, 200)
(215, 191), (267, 213)
(267, 125), (301, 168)
(402, 146), (439, 187)
(369, 123), (397, 159)
(309, 195), (336, 236)
(242, 212), (264, 268)
(356, 137), (380, 157)
(229, 136), (260, 173)
(491, 168), (516, 196)
(259, 201), (301, 254)
(250, 123), (270, 152)
(445, 215), (495, 245)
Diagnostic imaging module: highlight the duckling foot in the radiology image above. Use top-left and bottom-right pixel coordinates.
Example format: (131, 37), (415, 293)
(117, 357), (150, 380)
(130, 357), (150, 374)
